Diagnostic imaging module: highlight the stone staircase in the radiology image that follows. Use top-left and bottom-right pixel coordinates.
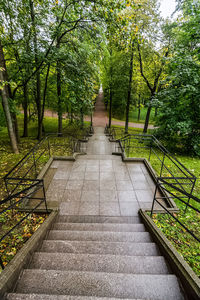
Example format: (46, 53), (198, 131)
(7, 216), (185, 300)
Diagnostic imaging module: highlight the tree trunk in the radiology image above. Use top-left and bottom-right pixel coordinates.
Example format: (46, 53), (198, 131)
(143, 106), (152, 133)
(155, 107), (158, 117)
(137, 41), (168, 135)
(36, 71), (42, 140)
(70, 106), (73, 124)
(0, 40), (19, 153)
(138, 94), (141, 121)
(80, 106), (84, 129)
(12, 113), (20, 143)
(108, 88), (112, 128)
(22, 83), (28, 137)
(125, 41), (134, 134)
(57, 60), (62, 135)
(29, 0), (42, 140)
(108, 49), (113, 128)
(41, 63), (50, 136)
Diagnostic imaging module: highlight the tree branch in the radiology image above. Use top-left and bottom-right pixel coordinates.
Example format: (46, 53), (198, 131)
(137, 41), (154, 94)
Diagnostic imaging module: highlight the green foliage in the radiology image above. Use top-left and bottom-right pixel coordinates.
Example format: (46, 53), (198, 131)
(152, 212), (200, 276)
(113, 107), (156, 124)
(155, 53), (200, 155)
(155, 1), (200, 156)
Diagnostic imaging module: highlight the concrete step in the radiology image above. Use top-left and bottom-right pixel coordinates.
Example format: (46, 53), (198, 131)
(52, 222), (146, 232)
(30, 252), (171, 274)
(56, 215), (142, 224)
(40, 240), (160, 256)
(7, 294), (144, 300)
(47, 230), (152, 243)
(15, 270), (185, 300)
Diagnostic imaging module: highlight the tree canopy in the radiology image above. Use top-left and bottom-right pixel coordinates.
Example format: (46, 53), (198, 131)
(0, 0), (199, 156)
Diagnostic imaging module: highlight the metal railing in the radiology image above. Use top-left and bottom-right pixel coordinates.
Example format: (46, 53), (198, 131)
(104, 125), (125, 140)
(0, 128), (92, 270)
(110, 130), (199, 244)
(115, 133), (196, 197)
(0, 178), (47, 269)
(4, 133), (87, 197)
(151, 177), (200, 242)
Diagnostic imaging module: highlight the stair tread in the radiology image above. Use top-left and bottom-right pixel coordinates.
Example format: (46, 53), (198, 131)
(47, 230), (152, 243)
(53, 223), (146, 232)
(56, 215), (142, 224)
(7, 294), (144, 300)
(40, 240), (160, 256)
(30, 252), (170, 274)
(16, 270), (184, 300)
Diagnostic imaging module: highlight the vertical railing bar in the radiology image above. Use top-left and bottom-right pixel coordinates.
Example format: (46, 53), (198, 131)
(160, 152), (166, 177)
(42, 180), (48, 214)
(151, 182), (158, 217)
(33, 150), (37, 178)
(185, 177), (196, 213)
(0, 257), (4, 270)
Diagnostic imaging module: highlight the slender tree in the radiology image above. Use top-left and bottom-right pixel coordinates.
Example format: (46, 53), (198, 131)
(0, 40), (19, 153)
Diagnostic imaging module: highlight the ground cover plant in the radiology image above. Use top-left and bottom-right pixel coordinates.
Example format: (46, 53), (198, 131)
(112, 125), (200, 276)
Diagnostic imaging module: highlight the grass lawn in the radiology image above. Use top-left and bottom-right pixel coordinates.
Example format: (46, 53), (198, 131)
(111, 125), (200, 276)
(112, 107), (156, 124)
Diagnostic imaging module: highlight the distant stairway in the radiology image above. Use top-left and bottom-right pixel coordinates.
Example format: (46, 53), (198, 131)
(7, 216), (185, 300)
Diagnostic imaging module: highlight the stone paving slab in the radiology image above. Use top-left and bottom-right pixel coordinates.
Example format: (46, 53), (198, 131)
(44, 127), (166, 215)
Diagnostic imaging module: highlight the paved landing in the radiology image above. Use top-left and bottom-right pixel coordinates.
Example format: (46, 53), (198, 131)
(46, 127), (157, 216)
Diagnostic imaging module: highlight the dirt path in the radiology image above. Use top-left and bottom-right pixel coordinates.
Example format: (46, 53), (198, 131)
(85, 92), (154, 129)
(41, 92), (154, 129)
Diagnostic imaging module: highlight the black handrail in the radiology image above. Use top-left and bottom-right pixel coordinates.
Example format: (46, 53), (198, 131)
(0, 178), (47, 269)
(0, 128), (93, 270)
(3, 132), (88, 197)
(115, 133), (196, 183)
(106, 126), (200, 245)
(151, 178), (200, 243)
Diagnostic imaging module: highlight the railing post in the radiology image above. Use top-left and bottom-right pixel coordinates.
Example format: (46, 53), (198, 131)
(151, 181), (159, 217)
(33, 150), (37, 178)
(4, 177), (10, 196)
(4, 177), (13, 209)
(42, 180), (48, 214)
(48, 139), (51, 157)
(0, 256), (4, 270)
(160, 152), (166, 177)
(148, 140), (152, 161)
(128, 137), (130, 157)
(185, 178), (196, 213)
